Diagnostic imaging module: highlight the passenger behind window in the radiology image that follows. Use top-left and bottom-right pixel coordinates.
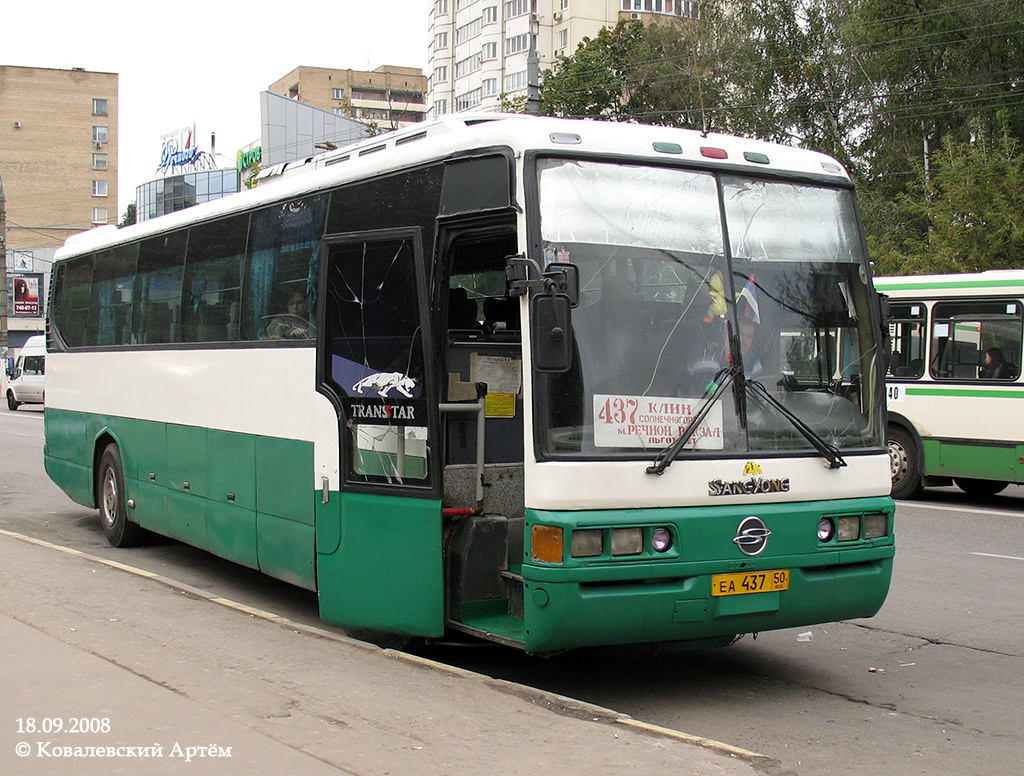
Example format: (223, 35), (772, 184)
(979, 347), (1015, 379)
(266, 289), (314, 339)
(448, 287), (479, 330)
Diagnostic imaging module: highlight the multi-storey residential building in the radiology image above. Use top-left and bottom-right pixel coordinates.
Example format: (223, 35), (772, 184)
(267, 65), (428, 130)
(428, 0), (698, 115)
(0, 65), (117, 346)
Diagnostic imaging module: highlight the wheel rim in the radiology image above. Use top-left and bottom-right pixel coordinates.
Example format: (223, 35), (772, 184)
(888, 439), (909, 486)
(101, 466), (118, 529)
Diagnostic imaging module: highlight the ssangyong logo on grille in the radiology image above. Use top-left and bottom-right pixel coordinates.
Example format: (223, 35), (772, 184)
(733, 516), (771, 556)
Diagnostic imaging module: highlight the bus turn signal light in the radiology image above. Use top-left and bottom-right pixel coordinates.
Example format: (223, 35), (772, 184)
(532, 525), (564, 564)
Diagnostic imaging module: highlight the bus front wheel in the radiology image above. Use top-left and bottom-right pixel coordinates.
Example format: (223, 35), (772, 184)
(953, 477), (1008, 497)
(6, 391), (20, 411)
(888, 426), (923, 500)
(97, 444), (145, 547)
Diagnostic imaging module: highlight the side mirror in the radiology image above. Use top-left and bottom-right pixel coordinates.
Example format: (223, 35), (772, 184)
(531, 293), (573, 372)
(543, 263), (580, 308)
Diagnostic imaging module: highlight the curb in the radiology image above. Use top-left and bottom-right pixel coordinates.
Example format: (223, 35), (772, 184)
(1, 528), (772, 766)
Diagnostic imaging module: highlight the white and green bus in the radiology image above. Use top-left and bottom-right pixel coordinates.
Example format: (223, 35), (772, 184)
(45, 114), (894, 653)
(877, 270), (1024, 499)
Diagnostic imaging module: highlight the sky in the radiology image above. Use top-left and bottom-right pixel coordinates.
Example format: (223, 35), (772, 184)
(6, 1), (430, 216)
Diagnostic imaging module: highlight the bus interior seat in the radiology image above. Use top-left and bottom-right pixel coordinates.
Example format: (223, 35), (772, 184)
(448, 287), (479, 330)
(483, 297), (519, 334)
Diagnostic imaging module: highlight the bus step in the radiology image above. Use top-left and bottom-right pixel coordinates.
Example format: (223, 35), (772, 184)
(501, 570), (524, 619)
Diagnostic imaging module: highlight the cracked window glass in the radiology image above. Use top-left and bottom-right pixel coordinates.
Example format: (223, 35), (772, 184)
(325, 237), (429, 484)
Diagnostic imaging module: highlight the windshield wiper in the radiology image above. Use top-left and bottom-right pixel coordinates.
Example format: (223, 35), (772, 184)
(646, 367), (737, 476)
(745, 380), (847, 469)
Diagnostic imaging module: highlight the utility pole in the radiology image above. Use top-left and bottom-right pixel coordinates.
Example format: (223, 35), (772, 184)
(526, 13), (541, 115)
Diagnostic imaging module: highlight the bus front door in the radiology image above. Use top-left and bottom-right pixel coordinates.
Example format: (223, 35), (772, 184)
(315, 230), (444, 639)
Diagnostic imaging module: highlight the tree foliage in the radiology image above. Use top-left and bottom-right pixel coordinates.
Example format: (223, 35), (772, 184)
(536, 1), (1024, 275)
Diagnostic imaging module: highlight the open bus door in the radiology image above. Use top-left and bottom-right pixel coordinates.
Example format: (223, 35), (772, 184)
(315, 229), (445, 639)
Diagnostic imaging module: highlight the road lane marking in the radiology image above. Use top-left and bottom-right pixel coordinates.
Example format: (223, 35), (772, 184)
(971, 552), (1024, 561)
(897, 501), (1023, 519)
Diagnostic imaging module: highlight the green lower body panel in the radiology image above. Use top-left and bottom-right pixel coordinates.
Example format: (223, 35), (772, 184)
(922, 438), (1023, 482)
(317, 491), (444, 638)
(44, 408), (315, 590)
(520, 497), (895, 654)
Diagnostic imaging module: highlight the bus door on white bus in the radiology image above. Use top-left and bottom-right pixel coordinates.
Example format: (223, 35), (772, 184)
(317, 228), (444, 637)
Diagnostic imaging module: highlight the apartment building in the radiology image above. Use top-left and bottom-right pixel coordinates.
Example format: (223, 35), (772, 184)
(267, 65), (428, 130)
(0, 65), (117, 344)
(427, 0), (698, 115)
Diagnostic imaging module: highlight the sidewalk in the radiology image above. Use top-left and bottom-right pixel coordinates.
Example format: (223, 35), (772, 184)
(0, 530), (771, 776)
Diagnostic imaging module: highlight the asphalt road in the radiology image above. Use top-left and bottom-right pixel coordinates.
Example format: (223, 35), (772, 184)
(3, 405), (1022, 775)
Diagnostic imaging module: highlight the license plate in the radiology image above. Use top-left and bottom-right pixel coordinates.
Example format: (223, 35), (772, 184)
(711, 569), (790, 597)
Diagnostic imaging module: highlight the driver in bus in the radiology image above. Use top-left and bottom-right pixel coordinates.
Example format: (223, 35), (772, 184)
(267, 289), (314, 339)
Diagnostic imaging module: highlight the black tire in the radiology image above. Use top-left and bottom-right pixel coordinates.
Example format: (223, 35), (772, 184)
(97, 444), (145, 547)
(345, 628), (413, 651)
(888, 425), (923, 500)
(7, 391), (20, 411)
(953, 477), (1008, 497)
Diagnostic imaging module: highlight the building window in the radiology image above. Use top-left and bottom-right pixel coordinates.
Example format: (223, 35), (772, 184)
(92, 126), (108, 144)
(559, 29), (568, 49)
(434, 31), (449, 49)
(92, 153), (108, 170)
(560, 0), (568, 9)
(506, 32), (533, 55)
(503, 70), (528, 93)
(390, 89), (424, 104)
(505, 0), (529, 19)
(433, 99), (448, 118)
(456, 0), (477, 8)
(92, 180), (108, 197)
(332, 87), (345, 99)
(455, 54), (483, 78)
(92, 207), (108, 225)
(92, 98), (108, 116)
(434, 0), (448, 14)
(482, 78), (498, 96)
(432, 66), (449, 87)
(355, 107), (388, 120)
(352, 88), (387, 101)
(482, 42), (498, 60)
(456, 17), (483, 44)
(483, 5), (498, 23)
(455, 87), (483, 111)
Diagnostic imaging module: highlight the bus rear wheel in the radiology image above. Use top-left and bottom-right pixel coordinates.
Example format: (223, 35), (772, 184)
(888, 426), (922, 500)
(953, 477), (1008, 497)
(97, 444), (145, 547)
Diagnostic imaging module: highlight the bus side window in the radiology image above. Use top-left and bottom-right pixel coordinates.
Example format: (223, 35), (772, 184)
(134, 231), (187, 345)
(55, 256), (95, 348)
(182, 215), (247, 343)
(243, 196), (327, 341)
(88, 243), (138, 347)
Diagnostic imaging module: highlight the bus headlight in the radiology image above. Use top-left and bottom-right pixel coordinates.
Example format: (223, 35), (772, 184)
(532, 525), (564, 563)
(651, 527), (673, 553)
(863, 513), (888, 539)
(817, 518), (836, 542)
(838, 516), (861, 541)
(571, 529), (603, 558)
(611, 528), (643, 556)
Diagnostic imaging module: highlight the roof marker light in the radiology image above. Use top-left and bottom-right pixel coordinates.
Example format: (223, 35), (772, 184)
(743, 151), (770, 164)
(550, 132), (582, 145)
(700, 146), (728, 159)
(653, 142), (683, 154)
(821, 161), (843, 174)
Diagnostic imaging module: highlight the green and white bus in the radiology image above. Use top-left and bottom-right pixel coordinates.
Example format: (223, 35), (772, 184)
(877, 270), (1024, 499)
(45, 114), (894, 654)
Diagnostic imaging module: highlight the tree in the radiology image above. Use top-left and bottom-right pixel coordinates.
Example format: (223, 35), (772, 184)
(870, 120), (1024, 275)
(118, 203), (136, 228)
(538, 18), (732, 131)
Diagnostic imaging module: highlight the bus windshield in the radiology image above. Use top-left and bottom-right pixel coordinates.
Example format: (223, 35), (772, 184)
(535, 158), (883, 459)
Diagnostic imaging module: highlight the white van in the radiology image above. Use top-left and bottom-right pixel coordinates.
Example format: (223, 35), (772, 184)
(7, 334), (46, 410)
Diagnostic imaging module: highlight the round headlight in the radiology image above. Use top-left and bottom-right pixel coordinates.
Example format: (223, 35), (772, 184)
(652, 527), (673, 552)
(817, 517), (835, 542)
